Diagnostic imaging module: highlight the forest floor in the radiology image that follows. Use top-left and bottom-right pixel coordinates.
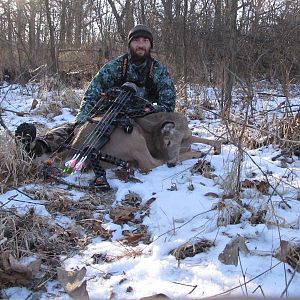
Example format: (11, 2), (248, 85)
(0, 79), (300, 299)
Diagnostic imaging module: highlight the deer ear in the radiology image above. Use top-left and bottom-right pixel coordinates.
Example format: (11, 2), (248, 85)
(161, 122), (175, 135)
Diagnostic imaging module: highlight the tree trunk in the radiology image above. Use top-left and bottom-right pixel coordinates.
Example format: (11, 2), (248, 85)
(44, 0), (58, 73)
(74, 0), (83, 47)
(28, 0), (37, 69)
(161, 0), (173, 62)
(59, 0), (67, 47)
(107, 0), (126, 42)
(66, 1), (75, 45)
(183, 0), (188, 83)
(139, 0), (146, 24)
(4, 1), (15, 71)
(223, 0), (238, 117)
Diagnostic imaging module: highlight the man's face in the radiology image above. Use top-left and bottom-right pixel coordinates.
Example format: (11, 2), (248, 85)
(129, 36), (151, 62)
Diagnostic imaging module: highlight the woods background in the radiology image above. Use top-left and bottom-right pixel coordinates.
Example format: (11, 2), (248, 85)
(0, 0), (299, 103)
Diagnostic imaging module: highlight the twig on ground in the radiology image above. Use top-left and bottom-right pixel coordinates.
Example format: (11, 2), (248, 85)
(202, 261), (282, 299)
(251, 285), (266, 298)
(280, 267), (298, 298)
(238, 251), (248, 297)
(142, 208), (216, 252)
(170, 281), (198, 295)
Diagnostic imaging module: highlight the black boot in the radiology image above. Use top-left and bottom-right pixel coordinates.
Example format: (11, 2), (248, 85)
(15, 122), (51, 157)
(89, 171), (110, 190)
(89, 152), (111, 190)
(15, 122), (37, 154)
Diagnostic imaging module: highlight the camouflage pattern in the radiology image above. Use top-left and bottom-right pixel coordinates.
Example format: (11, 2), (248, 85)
(74, 54), (176, 124)
(37, 123), (75, 153)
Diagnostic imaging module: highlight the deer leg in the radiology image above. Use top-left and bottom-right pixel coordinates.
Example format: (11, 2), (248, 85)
(178, 150), (203, 162)
(190, 135), (222, 154)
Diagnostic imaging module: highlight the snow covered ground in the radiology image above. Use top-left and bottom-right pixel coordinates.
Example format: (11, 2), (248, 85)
(0, 81), (300, 299)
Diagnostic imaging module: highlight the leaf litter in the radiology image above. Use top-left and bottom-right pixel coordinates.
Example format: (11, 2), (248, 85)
(1, 82), (300, 298)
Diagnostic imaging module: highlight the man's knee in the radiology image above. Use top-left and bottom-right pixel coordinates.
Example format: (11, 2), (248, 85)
(43, 123), (76, 152)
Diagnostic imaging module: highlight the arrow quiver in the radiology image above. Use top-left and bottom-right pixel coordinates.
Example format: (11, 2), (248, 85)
(64, 82), (138, 175)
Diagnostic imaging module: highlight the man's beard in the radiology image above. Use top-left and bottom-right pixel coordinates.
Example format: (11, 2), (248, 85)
(129, 48), (151, 64)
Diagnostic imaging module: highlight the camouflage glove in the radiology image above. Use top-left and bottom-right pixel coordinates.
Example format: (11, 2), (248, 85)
(153, 104), (167, 112)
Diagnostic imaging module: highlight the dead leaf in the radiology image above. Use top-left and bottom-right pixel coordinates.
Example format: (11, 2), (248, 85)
(255, 180), (269, 195)
(16, 112), (26, 116)
(28, 259), (42, 274)
(110, 197), (156, 225)
(241, 179), (254, 189)
(114, 168), (132, 181)
(122, 233), (144, 245)
(204, 192), (219, 198)
(110, 206), (136, 224)
(218, 236), (249, 266)
(250, 207), (268, 224)
(274, 240), (300, 271)
(57, 267), (89, 300)
(84, 220), (114, 239)
(8, 254), (32, 278)
(241, 179), (270, 195)
(141, 197), (156, 210)
(275, 240), (292, 260)
(31, 99), (39, 110)
(96, 224), (114, 239)
(122, 192), (142, 207)
(0, 251), (41, 286)
(118, 277), (127, 284)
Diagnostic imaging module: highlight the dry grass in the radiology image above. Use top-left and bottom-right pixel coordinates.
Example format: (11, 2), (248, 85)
(0, 188), (116, 290)
(22, 187), (115, 220)
(276, 113), (300, 155)
(216, 199), (244, 226)
(32, 76), (82, 118)
(33, 89), (81, 118)
(170, 238), (214, 260)
(225, 111), (300, 153)
(0, 83), (299, 296)
(0, 133), (37, 193)
(0, 208), (85, 288)
(274, 240), (300, 272)
(219, 149), (244, 198)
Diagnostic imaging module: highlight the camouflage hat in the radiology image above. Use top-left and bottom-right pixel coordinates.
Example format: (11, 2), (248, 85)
(128, 24), (153, 48)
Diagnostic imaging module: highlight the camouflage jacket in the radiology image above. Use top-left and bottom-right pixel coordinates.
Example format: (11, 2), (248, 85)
(74, 54), (176, 124)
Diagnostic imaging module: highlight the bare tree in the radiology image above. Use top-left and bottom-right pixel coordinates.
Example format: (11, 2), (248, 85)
(44, 0), (57, 73)
(59, 0), (68, 47)
(0, 0), (299, 91)
(74, 0), (84, 47)
(223, 0), (238, 116)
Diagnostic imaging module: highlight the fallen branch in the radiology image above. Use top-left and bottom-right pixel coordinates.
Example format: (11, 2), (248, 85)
(0, 108), (30, 116)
